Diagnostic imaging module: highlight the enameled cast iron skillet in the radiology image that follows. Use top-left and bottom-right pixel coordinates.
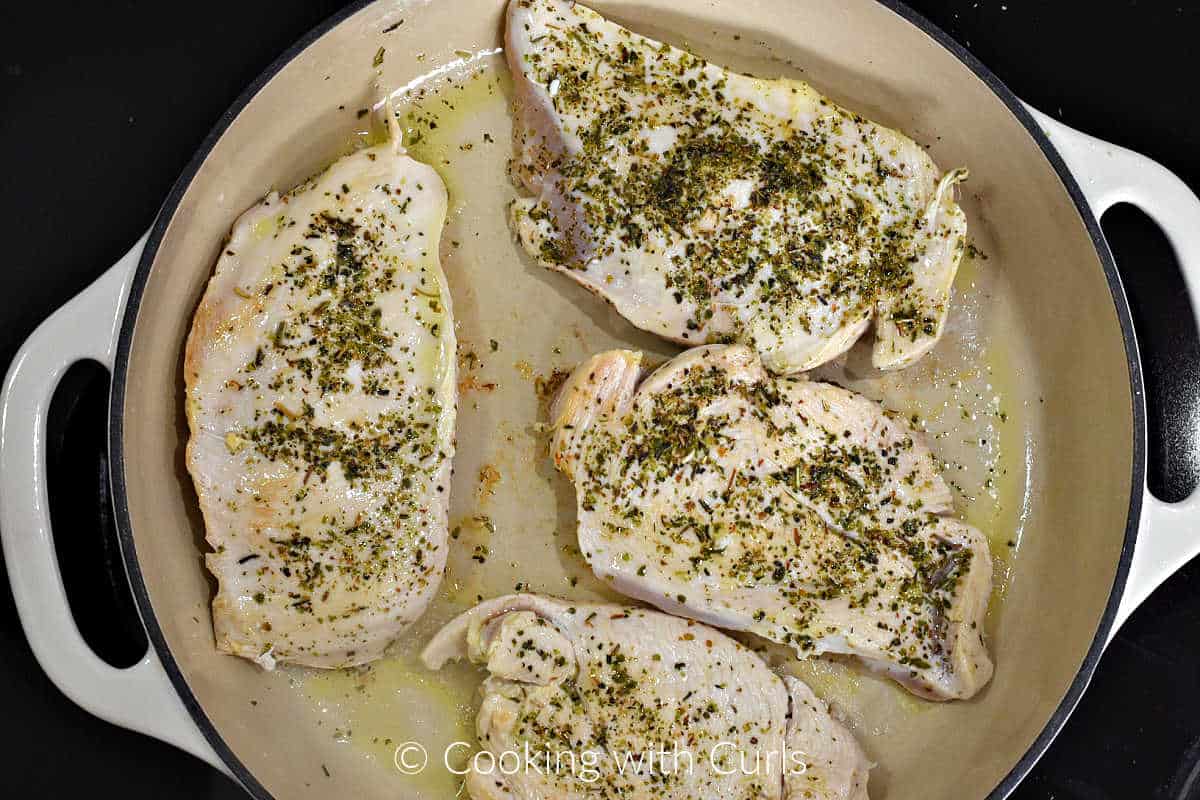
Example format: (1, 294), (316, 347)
(4, 1), (1200, 798)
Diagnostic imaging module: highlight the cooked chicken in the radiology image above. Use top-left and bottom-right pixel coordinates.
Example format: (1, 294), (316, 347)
(551, 345), (992, 700)
(507, 0), (968, 373)
(184, 133), (456, 669)
(422, 594), (871, 800)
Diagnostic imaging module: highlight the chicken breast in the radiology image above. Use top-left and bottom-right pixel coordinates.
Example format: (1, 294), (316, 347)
(184, 134), (456, 669)
(507, 0), (968, 373)
(551, 345), (992, 700)
(422, 594), (871, 800)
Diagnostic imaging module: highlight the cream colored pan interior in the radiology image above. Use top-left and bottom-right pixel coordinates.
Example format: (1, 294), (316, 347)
(115, 1), (1134, 797)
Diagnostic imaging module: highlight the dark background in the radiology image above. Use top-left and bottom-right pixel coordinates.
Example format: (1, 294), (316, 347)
(3, 1), (1199, 797)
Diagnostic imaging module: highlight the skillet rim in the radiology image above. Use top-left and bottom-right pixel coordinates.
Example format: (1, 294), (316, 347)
(106, 1), (1147, 797)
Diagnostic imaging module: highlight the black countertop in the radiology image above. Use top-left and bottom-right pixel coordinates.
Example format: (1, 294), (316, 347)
(3, 1), (1199, 797)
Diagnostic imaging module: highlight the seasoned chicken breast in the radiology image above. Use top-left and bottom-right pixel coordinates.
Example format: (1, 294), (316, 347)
(507, 0), (968, 373)
(551, 346), (993, 700)
(422, 594), (871, 800)
(184, 135), (456, 669)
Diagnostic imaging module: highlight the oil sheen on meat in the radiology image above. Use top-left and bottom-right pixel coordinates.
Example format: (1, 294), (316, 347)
(551, 345), (993, 700)
(184, 134), (456, 669)
(423, 593), (871, 799)
(507, 0), (969, 374)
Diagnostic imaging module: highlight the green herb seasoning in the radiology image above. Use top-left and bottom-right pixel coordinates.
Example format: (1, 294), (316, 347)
(560, 347), (986, 691)
(510, 0), (966, 370)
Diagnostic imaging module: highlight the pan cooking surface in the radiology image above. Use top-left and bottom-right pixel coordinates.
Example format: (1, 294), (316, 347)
(270, 49), (1038, 798)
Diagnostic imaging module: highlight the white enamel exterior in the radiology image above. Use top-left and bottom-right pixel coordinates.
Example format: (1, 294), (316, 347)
(0, 234), (230, 776)
(1030, 108), (1200, 641)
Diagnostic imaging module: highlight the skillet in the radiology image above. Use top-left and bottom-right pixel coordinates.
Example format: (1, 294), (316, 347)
(4, 1), (1200, 797)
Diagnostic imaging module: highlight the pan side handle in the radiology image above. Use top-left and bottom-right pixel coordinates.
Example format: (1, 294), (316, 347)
(1030, 107), (1200, 640)
(0, 235), (227, 775)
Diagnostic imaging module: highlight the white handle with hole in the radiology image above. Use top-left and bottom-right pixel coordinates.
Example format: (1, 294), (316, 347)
(1031, 107), (1200, 639)
(0, 235), (226, 774)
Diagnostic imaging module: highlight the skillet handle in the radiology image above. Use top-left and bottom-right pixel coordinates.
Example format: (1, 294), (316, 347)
(0, 235), (227, 774)
(1029, 107), (1200, 638)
